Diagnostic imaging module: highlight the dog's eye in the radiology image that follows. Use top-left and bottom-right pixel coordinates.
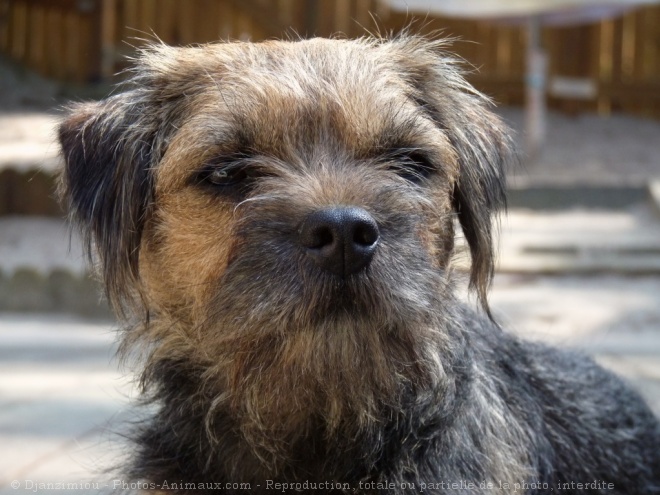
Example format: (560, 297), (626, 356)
(203, 167), (249, 187)
(391, 151), (433, 184)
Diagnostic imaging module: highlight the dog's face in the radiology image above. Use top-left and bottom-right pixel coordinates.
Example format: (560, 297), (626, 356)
(59, 37), (509, 463)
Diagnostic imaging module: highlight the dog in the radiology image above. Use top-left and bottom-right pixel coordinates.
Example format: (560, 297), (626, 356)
(58, 36), (660, 494)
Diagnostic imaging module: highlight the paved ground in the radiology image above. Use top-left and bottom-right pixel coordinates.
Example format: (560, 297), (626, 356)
(0, 315), (130, 495)
(1, 272), (659, 493)
(497, 205), (660, 274)
(490, 274), (660, 415)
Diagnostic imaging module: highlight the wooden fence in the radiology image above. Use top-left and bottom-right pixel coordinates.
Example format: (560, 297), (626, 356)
(1, 0), (659, 116)
(401, 8), (660, 116)
(0, 0), (101, 82)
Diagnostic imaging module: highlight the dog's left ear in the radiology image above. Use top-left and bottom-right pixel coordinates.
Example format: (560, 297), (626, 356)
(388, 36), (511, 316)
(59, 43), (215, 315)
(58, 94), (159, 314)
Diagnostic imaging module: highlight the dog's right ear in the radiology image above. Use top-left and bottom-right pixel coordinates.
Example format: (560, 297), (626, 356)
(58, 93), (157, 314)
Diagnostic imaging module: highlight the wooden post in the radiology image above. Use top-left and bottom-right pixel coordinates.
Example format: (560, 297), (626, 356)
(100, 0), (116, 78)
(525, 15), (547, 162)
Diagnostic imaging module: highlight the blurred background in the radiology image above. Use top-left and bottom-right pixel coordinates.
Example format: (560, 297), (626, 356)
(0, 0), (659, 492)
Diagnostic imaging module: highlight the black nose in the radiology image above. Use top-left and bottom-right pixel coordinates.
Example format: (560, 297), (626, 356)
(298, 207), (380, 277)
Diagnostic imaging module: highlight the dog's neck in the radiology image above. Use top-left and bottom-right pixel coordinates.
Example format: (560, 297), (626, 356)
(131, 369), (466, 486)
(127, 314), (474, 486)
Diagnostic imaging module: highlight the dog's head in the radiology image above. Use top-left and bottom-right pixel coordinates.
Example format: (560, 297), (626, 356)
(59, 36), (508, 317)
(59, 36), (510, 460)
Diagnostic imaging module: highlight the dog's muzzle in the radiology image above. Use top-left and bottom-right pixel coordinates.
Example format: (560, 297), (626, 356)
(298, 206), (379, 278)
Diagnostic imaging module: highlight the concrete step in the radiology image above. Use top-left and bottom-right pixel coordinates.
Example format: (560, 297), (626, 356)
(0, 217), (109, 316)
(2, 204), (660, 315)
(496, 205), (660, 274)
(0, 314), (130, 492)
(449, 204), (660, 275)
(0, 111), (63, 217)
(507, 182), (654, 210)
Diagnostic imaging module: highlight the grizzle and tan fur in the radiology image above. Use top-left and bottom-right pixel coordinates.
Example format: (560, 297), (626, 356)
(59, 37), (659, 494)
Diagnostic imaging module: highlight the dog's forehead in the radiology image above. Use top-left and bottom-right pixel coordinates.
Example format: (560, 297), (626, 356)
(196, 39), (428, 155)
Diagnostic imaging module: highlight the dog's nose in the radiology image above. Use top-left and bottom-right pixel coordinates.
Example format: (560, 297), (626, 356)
(299, 207), (379, 277)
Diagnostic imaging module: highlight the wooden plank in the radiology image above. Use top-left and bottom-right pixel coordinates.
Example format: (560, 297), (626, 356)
(45, 7), (65, 79)
(11, 2), (28, 60)
(334, 0), (350, 35)
(470, 21), (489, 73)
(373, 0), (389, 23)
(121, 0), (141, 46)
(495, 25), (512, 77)
(138, 0), (157, 40)
(224, 0), (284, 38)
(63, 10), (79, 81)
(109, 0), (131, 74)
(23, 0), (87, 9)
(585, 23), (600, 80)
(0, 0), (10, 52)
(602, 82), (660, 98)
(556, 26), (584, 77)
(25, 4), (39, 70)
(646, 6), (660, 117)
(235, 9), (253, 40)
(278, 0), (293, 27)
(155, 0), (179, 45)
(455, 20), (480, 69)
(484, 21), (500, 75)
(178, 0), (197, 44)
(315, 0), (335, 37)
(619, 12), (637, 113)
(620, 10), (636, 80)
(86, 0), (103, 81)
(8, 171), (60, 216)
(210, 0), (224, 40)
(597, 19), (614, 114)
(584, 23), (600, 113)
(350, 0), (372, 37)
(217, 1), (233, 40)
(468, 74), (525, 103)
(611, 16), (625, 112)
(100, 0), (117, 77)
(197, 0), (221, 42)
(509, 24), (526, 80)
(640, 6), (658, 81)
(550, 25), (595, 113)
(285, 0), (307, 36)
(78, 9), (94, 82)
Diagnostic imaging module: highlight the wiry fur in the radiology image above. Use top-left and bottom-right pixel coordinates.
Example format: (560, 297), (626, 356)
(58, 36), (660, 494)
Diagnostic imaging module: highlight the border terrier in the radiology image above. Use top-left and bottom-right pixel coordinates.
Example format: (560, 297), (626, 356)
(59, 36), (659, 494)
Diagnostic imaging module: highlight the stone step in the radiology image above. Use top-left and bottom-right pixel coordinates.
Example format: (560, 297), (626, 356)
(0, 111), (63, 216)
(0, 217), (109, 316)
(496, 205), (660, 274)
(0, 168), (61, 216)
(507, 182), (655, 211)
(2, 205), (660, 315)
